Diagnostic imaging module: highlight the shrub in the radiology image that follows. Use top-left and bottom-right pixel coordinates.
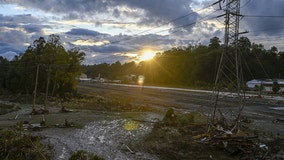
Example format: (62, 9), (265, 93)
(272, 81), (280, 93)
(69, 150), (105, 160)
(0, 129), (50, 160)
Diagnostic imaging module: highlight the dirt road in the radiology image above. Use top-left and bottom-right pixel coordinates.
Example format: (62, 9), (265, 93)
(1, 83), (283, 159)
(79, 83), (284, 138)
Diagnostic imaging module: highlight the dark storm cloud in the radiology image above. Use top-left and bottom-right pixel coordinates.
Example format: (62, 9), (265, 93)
(67, 31), (180, 64)
(116, 0), (198, 27)
(0, 14), (38, 24)
(0, 0), (111, 15)
(66, 28), (105, 37)
(88, 44), (132, 54)
(0, 14), (44, 34)
(1, 0), (198, 33)
(23, 25), (44, 33)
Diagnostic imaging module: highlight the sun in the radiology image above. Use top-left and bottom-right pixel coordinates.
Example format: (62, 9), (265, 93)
(140, 50), (155, 61)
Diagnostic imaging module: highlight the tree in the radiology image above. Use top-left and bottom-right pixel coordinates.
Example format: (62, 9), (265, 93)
(272, 80), (280, 93)
(6, 35), (85, 97)
(209, 37), (221, 49)
(269, 46), (278, 58)
(0, 57), (9, 91)
(239, 37), (251, 54)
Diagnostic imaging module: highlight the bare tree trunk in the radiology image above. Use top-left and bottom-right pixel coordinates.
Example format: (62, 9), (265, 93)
(32, 64), (39, 113)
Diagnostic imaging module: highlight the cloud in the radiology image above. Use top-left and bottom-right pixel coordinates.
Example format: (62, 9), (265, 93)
(0, 42), (20, 53)
(0, 14), (46, 56)
(1, 0), (199, 34)
(1, 0), (284, 64)
(241, 0), (284, 36)
(22, 24), (44, 33)
(118, 0), (198, 30)
(66, 28), (106, 37)
(0, 51), (18, 61)
(0, 14), (38, 24)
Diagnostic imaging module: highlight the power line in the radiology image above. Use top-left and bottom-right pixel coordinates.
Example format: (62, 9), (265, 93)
(243, 15), (284, 18)
(99, 0), (224, 47)
(240, 0), (253, 9)
(91, 3), (226, 63)
(91, 18), (223, 63)
(246, 26), (284, 34)
(134, 0), (223, 36)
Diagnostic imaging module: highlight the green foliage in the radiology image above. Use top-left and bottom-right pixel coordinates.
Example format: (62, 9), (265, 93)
(0, 34), (85, 96)
(0, 57), (9, 92)
(2, 36), (284, 92)
(179, 112), (207, 125)
(272, 81), (280, 93)
(163, 109), (207, 126)
(0, 129), (50, 160)
(69, 150), (105, 160)
(164, 108), (176, 121)
(254, 84), (264, 91)
(83, 36), (284, 89)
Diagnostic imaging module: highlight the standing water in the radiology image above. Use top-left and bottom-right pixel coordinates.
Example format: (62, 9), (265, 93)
(41, 117), (159, 160)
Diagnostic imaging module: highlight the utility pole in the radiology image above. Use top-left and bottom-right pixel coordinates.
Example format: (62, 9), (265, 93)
(44, 65), (51, 111)
(212, 0), (247, 132)
(32, 64), (40, 114)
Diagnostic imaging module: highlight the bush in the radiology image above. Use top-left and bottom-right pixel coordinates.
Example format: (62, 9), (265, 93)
(0, 129), (50, 160)
(272, 81), (280, 93)
(69, 150), (105, 160)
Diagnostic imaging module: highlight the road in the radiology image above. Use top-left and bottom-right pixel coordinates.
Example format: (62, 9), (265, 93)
(79, 82), (284, 138)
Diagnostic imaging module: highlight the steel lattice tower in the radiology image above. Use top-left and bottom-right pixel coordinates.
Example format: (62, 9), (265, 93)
(224, 0), (241, 46)
(212, 0), (244, 131)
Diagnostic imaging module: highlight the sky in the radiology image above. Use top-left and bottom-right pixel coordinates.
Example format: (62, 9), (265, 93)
(0, 0), (284, 64)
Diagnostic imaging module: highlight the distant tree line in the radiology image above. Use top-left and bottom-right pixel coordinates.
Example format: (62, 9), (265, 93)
(0, 34), (85, 96)
(1, 35), (283, 94)
(84, 37), (284, 89)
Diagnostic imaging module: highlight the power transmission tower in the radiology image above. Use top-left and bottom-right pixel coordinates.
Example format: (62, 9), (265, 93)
(211, 0), (246, 132)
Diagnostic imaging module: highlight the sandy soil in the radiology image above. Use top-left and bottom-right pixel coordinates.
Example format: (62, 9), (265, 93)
(79, 83), (284, 138)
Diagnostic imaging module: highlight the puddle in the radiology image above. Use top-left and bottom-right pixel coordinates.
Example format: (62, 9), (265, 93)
(271, 107), (284, 111)
(42, 118), (158, 160)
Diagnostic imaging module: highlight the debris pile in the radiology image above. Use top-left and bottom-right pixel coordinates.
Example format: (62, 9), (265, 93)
(31, 106), (49, 115)
(193, 125), (268, 159)
(193, 111), (269, 159)
(143, 108), (275, 160)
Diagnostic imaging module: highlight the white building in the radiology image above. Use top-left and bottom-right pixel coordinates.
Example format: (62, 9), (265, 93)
(79, 73), (92, 82)
(246, 79), (284, 92)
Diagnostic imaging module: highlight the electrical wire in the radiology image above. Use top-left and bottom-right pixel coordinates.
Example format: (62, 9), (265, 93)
(243, 15), (284, 18)
(91, 3), (226, 63)
(240, 0), (253, 9)
(98, 0), (224, 47)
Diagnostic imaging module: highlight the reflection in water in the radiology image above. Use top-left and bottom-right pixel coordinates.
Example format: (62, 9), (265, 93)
(55, 119), (158, 160)
(123, 121), (140, 131)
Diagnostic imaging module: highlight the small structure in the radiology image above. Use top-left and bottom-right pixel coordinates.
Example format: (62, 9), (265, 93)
(246, 79), (284, 92)
(92, 74), (105, 83)
(246, 79), (262, 89)
(79, 73), (92, 82)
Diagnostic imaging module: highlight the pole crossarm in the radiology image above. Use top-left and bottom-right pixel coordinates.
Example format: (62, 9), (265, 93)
(211, 0), (247, 131)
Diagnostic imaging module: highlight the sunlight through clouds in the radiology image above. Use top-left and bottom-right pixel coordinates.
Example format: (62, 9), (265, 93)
(0, 0), (283, 64)
(140, 50), (155, 61)
(72, 40), (110, 46)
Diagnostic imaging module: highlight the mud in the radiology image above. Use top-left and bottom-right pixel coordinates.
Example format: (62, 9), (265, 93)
(0, 83), (284, 159)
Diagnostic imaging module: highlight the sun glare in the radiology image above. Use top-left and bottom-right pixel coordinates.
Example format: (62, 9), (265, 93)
(140, 50), (155, 61)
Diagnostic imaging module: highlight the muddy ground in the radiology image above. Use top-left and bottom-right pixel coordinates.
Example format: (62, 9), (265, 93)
(0, 83), (284, 159)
